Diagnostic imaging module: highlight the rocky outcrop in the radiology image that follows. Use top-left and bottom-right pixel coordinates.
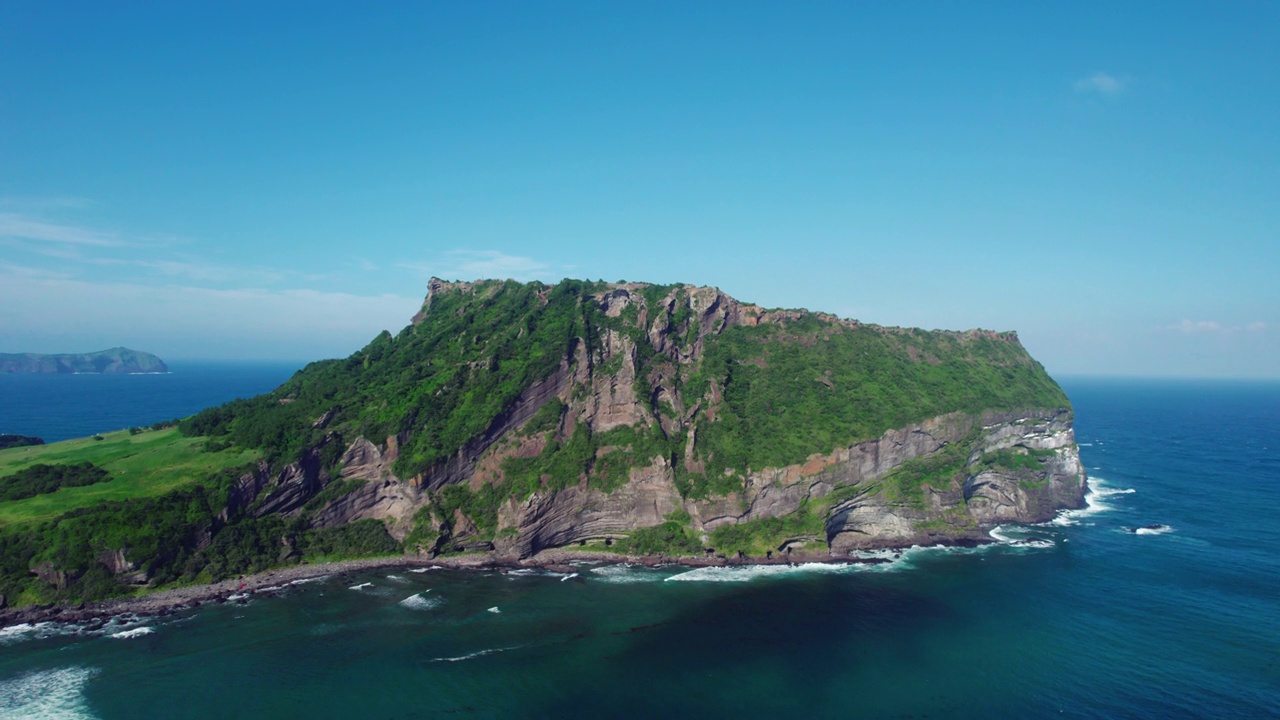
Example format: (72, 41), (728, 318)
(493, 456), (685, 558)
(312, 438), (419, 539)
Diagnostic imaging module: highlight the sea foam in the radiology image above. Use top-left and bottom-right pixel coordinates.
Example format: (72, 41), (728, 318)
(0, 666), (99, 719)
(1046, 476), (1134, 526)
(588, 564), (663, 584)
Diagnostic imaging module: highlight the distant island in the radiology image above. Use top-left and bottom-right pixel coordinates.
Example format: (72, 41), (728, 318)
(0, 347), (168, 375)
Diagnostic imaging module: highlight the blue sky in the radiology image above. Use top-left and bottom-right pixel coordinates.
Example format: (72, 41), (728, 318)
(1, 2), (1276, 377)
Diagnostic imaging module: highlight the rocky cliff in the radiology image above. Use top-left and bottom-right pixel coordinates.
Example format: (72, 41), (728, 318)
(196, 278), (1085, 563)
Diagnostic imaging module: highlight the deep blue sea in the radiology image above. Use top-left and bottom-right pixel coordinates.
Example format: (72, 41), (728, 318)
(0, 361), (303, 442)
(1, 374), (1278, 719)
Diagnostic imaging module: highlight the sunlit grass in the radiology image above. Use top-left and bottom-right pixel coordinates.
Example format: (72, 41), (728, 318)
(0, 428), (257, 526)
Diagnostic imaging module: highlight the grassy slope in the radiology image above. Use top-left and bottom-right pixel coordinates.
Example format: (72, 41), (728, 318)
(0, 428), (257, 526)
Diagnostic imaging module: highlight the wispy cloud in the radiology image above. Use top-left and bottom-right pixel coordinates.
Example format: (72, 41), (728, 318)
(0, 212), (120, 246)
(1167, 319), (1267, 334)
(0, 270), (422, 359)
(1074, 72), (1129, 96)
(400, 250), (555, 282)
(0, 261), (75, 281)
(0, 196), (97, 211)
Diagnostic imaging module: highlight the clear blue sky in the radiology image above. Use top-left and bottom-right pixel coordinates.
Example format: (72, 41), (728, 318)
(2, 2), (1276, 377)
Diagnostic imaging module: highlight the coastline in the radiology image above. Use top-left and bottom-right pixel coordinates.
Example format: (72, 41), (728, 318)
(0, 543), (922, 629)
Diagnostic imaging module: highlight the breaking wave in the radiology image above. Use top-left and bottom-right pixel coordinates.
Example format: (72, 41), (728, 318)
(399, 592), (442, 611)
(0, 622), (79, 647)
(588, 564), (664, 584)
(108, 626), (154, 640)
(664, 563), (849, 583)
(429, 646), (521, 663)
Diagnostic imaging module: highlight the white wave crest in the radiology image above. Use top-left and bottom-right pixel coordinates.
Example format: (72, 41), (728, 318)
(429, 645), (520, 663)
(487, 606), (501, 614)
(385, 574), (407, 583)
(0, 622), (79, 646)
(1134, 524), (1174, 536)
(0, 666), (99, 719)
(348, 582), (374, 591)
(505, 569), (539, 577)
(290, 575), (330, 586)
(664, 563), (849, 583)
(1046, 477), (1133, 526)
(399, 592), (442, 611)
(560, 573), (578, 581)
(989, 526), (1057, 549)
(109, 626), (154, 640)
(988, 526), (1018, 543)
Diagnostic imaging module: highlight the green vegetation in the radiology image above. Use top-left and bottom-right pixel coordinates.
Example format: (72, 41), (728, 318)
(615, 511), (702, 556)
(0, 466), (400, 605)
(0, 429), (258, 526)
(709, 500), (826, 556)
(973, 447), (1056, 473)
(181, 279), (605, 476)
(0, 462), (111, 502)
(685, 324), (1066, 477)
(403, 506), (441, 552)
(873, 440), (972, 509)
(0, 435), (43, 451)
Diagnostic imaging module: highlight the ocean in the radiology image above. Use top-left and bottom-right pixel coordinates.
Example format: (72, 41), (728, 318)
(0, 373), (1277, 719)
(0, 361), (303, 442)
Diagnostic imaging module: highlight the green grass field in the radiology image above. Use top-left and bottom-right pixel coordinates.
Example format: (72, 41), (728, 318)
(0, 428), (258, 527)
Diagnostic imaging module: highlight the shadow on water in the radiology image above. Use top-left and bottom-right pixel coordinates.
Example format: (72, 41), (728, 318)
(524, 572), (960, 719)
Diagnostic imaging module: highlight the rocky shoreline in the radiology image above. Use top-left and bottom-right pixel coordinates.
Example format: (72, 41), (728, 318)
(0, 543), (931, 629)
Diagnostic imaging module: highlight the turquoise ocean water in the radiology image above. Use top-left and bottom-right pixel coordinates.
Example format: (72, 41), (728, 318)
(1, 375), (1277, 718)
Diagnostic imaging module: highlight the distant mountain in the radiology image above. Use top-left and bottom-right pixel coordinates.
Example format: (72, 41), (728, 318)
(0, 347), (168, 374)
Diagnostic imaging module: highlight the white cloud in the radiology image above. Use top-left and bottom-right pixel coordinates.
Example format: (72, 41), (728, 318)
(1074, 72), (1128, 96)
(1246, 321), (1267, 332)
(400, 250), (554, 282)
(1170, 319), (1223, 333)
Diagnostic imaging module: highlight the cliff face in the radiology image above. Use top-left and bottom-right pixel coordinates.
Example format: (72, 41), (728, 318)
(0, 347), (168, 374)
(211, 278), (1085, 562)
